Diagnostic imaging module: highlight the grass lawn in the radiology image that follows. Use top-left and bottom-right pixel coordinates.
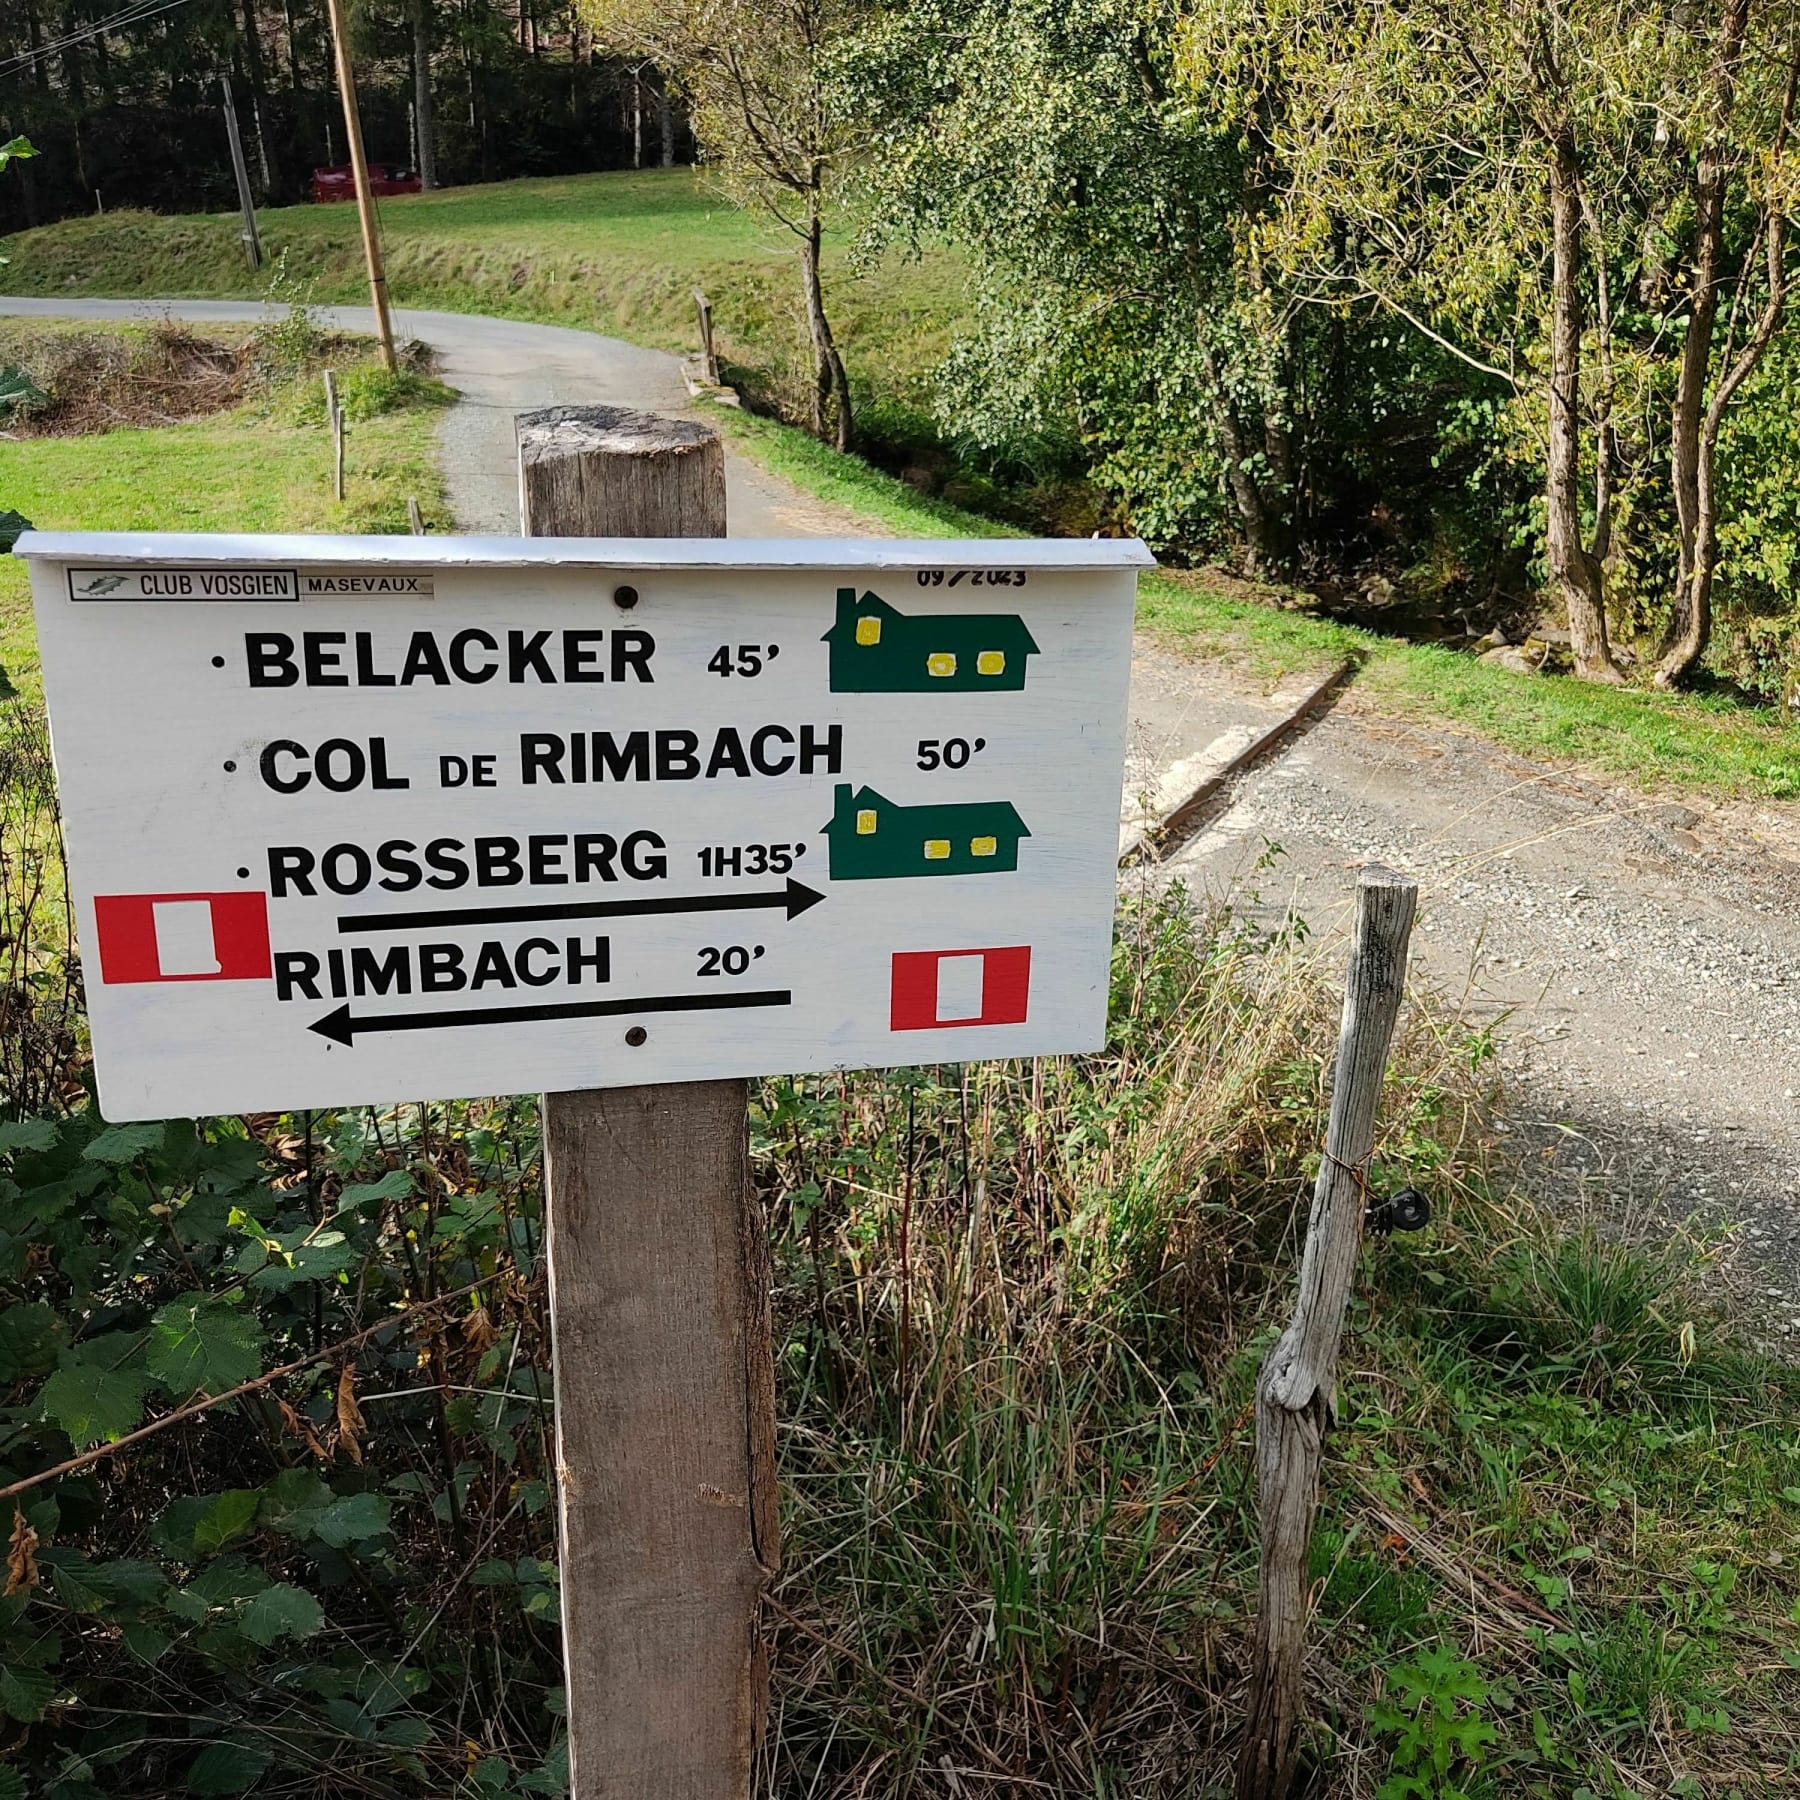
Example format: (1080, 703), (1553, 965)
(0, 168), (964, 428)
(0, 330), (451, 689)
(10, 181), (1800, 801)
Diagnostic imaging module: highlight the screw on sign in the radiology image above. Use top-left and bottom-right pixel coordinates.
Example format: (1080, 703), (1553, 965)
(17, 416), (1148, 1799)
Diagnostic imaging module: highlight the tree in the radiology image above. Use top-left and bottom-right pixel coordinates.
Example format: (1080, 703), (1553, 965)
(583, 0), (857, 448)
(847, 0), (1306, 567)
(1180, 0), (1687, 679)
(411, 0), (439, 188)
(1654, 1), (1800, 686)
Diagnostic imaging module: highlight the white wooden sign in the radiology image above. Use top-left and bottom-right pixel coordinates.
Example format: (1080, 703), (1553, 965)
(20, 531), (1146, 1120)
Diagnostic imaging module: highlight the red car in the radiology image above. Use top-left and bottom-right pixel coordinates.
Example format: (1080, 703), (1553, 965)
(310, 162), (421, 203)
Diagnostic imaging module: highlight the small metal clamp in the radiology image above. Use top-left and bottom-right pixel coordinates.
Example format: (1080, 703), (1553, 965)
(1364, 1186), (1431, 1236)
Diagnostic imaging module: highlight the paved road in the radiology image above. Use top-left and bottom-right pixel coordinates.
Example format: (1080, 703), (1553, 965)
(0, 295), (873, 538)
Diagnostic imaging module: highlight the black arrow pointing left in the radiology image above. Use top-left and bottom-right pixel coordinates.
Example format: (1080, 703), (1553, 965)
(335, 877), (825, 934)
(310, 987), (793, 1047)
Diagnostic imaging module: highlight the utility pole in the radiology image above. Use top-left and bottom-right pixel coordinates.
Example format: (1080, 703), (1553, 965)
(321, 0), (398, 370)
(220, 76), (262, 272)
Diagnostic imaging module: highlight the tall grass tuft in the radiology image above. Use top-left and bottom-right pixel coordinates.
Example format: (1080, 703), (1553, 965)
(755, 887), (1505, 1795)
(0, 698), (81, 1114)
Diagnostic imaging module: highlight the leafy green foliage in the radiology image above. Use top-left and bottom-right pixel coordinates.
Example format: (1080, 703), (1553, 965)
(39, 1355), (149, 1447)
(2, 892), (1798, 1797)
(1371, 1648), (1499, 1799)
(145, 1298), (264, 1398)
(239, 1582), (325, 1646)
(185, 1740), (273, 1795)
(0, 1300), (63, 1379)
(0, 1099), (564, 1794)
(0, 367), (46, 418)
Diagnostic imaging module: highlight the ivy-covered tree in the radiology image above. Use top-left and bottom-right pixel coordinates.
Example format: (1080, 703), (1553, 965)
(846, 0), (1299, 565)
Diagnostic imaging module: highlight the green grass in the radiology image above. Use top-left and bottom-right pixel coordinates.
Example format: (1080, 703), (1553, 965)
(756, 891), (1800, 1795)
(0, 329), (451, 690)
(708, 402), (1019, 538)
(0, 168), (965, 426)
(12, 177), (1800, 800)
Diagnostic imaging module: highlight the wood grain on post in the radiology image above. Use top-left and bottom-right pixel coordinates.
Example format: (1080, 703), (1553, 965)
(1236, 866), (1418, 1800)
(518, 404), (778, 1800)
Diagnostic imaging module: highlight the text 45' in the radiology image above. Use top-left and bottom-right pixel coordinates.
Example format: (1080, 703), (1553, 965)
(707, 643), (780, 677)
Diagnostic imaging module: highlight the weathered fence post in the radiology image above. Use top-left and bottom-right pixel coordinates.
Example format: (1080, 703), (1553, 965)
(323, 371), (345, 503)
(518, 404), (778, 1800)
(694, 290), (719, 386)
(1237, 865), (1418, 1800)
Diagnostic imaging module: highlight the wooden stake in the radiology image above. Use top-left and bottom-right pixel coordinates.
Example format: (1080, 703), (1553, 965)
(517, 404), (777, 1800)
(694, 289), (719, 386)
(323, 370), (344, 502)
(322, 0), (398, 371)
(220, 76), (262, 272)
(1236, 865), (1418, 1800)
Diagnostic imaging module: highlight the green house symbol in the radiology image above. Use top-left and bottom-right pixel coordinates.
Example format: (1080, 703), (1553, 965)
(823, 782), (1032, 880)
(822, 589), (1040, 693)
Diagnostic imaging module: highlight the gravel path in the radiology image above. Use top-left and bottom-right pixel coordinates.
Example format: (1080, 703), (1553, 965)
(1159, 664), (1800, 1332)
(0, 296), (874, 538)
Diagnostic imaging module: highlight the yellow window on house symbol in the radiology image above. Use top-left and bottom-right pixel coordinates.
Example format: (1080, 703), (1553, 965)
(924, 838), (951, 860)
(977, 650), (1006, 676)
(855, 615), (882, 646)
(927, 652), (957, 678)
(856, 809), (878, 835)
(971, 835), (998, 857)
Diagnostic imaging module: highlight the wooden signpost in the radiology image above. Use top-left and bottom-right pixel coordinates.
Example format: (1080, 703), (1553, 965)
(520, 406), (777, 1796)
(17, 464), (1146, 1797)
(322, 0), (398, 371)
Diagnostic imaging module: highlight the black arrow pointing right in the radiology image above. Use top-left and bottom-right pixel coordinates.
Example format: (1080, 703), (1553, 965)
(336, 877), (825, 935)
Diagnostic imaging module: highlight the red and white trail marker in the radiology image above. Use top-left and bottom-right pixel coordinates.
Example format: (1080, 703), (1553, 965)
(93, 892), (273, 985)
(890, 945), (1031, 1031)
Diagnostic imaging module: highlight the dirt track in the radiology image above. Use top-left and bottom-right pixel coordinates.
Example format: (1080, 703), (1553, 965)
(1146, 659), (1800, 1332)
